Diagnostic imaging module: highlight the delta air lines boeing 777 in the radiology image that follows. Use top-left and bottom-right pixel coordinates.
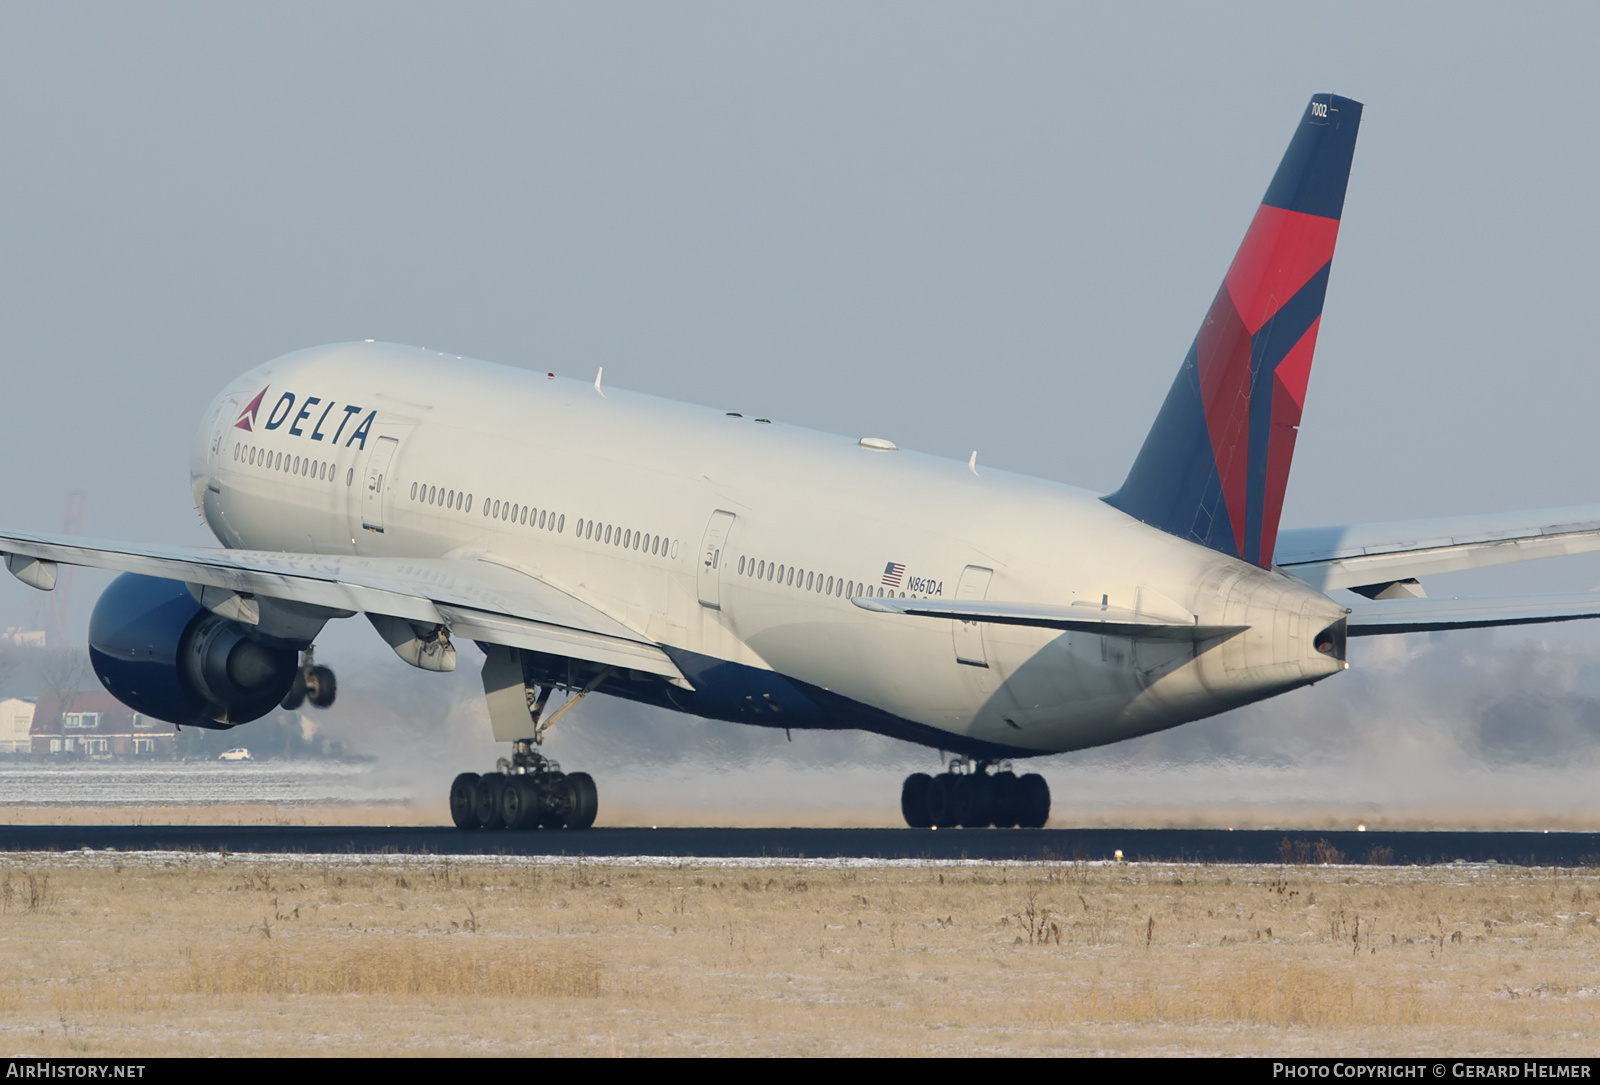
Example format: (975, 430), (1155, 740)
(11, 94), (1600, 829)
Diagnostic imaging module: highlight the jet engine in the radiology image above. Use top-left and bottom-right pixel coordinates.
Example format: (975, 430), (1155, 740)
(88, 573), (299, 729)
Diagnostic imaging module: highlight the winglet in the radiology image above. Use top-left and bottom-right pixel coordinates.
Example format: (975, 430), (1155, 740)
(1104, 94), (1362, 568)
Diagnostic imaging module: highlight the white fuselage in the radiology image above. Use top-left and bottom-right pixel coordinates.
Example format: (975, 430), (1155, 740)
(189, 342), (1347, 757)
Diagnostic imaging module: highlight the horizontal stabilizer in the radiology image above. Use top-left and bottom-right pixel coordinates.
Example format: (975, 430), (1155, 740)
(1346, 593), (1600, 636)
(1279, 505), (1600, 591)
(851, 596), (1242, 642)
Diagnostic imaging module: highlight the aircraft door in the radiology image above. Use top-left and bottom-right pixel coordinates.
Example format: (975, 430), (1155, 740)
(361, 436), (400, 532)
(697, 510), (737, 609)
(953, 565), (993, 667)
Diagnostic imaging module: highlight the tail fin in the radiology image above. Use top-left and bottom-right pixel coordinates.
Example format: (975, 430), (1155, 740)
(1104, 93), (1362, 568)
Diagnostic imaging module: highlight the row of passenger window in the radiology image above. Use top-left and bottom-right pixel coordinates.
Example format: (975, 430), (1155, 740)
(411, 481), (474, 514)
(574, 517), (679, 560)
(736, 556), (900, 599)
(234, 442), (351, 485)
(482, 495), (567, 535)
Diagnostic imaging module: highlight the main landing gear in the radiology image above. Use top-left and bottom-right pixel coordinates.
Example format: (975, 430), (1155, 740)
(281, 650), (336, 710)
(900, 759), (1050, 829)
(450, 740), (598, 831)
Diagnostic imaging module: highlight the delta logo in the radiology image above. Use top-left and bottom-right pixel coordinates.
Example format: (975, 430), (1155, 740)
(236, 386), (377, 449)
(233, 388), (267, 431)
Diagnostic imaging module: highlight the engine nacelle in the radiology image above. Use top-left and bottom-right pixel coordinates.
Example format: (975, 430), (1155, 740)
(89, 573), (299, 729)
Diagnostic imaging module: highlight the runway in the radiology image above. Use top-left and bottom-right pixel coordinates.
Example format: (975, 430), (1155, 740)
(2, 824), (1599, 865)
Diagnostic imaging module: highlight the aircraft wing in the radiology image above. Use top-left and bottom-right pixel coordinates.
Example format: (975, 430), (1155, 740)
(1346, 593), (1600, 636)
(851, 596), (1243, 641)
(1277, 504), (1600, 592)
(0, 530), (686, 683)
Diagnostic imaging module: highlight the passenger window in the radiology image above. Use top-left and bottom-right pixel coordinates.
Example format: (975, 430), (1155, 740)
(557, 514), (564, 533)
(467, 495), (473, 512)
(346, 468), (353, 486)
(738, 556), (745, 575)
(787, 568), (795, 587)
(448, 489), (455, 508)
(411, 483), (418, 500)
(806, 572), (814, 591)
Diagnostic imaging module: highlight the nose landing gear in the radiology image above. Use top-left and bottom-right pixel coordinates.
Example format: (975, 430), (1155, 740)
(901, 759), (1050, 828)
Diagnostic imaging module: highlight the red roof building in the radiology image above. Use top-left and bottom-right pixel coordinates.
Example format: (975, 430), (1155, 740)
(30, 690), (175, 758)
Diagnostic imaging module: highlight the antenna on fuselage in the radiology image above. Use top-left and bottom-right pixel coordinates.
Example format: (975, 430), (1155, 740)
(968, 451), (979, 476)
(593, 366), (605, 397)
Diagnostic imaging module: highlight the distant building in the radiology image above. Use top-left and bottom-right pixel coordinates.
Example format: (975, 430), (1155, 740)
(31, 690), (175, 758)
(0, 698), (34, 754)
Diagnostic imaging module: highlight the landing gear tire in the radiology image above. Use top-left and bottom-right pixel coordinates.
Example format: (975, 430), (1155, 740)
(449, 745), (599, 830)
(990, 771), (1020, 828)
(927, 772), (972, 828)
(961, 773), (995, 828)
(1017, 773), (1051, 829)
(502, 775), (540, 830)
(450, 772), (481, 829)
(280, 667), (307, 710)
(901, 773), (933, 828)
(281, 660), (337, 710)
(564, 772), (599, 830)
(474, 773), (508, 830)
(900, 764), (1048, 828)
(305, 665), (337, 709)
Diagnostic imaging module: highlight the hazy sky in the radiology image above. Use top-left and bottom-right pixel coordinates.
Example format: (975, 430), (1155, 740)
(3, 4), (1600, 813)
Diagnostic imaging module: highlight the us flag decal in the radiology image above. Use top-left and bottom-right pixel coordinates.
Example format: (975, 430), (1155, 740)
(881, 562), (906, 587)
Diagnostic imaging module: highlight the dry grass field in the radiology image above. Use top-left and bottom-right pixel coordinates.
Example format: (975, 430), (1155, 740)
(1, 852), (1598, 1056)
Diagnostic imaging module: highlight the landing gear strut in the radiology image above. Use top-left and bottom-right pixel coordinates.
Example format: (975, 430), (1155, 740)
(281, 650), (336, 710)
(450, 740), (599, 831)
(901, 759), (1050, 829)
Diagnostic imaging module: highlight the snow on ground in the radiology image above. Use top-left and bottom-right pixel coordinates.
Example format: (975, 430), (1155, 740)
(0, 761), (409, 806)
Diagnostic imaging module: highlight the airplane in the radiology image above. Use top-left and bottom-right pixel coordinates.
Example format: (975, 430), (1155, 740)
(10, 92), (1600, 831)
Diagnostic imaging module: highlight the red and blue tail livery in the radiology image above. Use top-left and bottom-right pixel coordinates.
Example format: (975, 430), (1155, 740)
(1105, 93), (1362, 568)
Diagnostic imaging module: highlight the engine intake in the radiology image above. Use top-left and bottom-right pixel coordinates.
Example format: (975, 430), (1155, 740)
(89, 573), (299, 728)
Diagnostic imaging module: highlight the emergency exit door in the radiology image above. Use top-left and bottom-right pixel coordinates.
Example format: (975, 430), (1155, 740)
(362, 436), (400, 532)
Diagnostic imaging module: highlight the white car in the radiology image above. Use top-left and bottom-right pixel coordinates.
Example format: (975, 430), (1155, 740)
(217, 748), (252, 762)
